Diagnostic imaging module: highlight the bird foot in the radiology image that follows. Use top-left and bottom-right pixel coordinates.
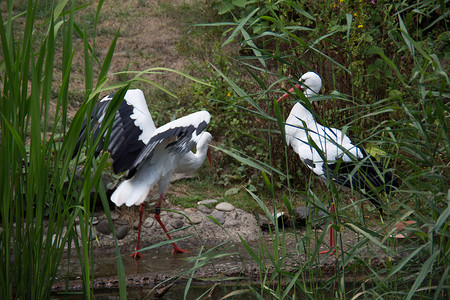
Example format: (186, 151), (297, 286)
(172, 244), (189, 255)
(130, 251), (144, 259)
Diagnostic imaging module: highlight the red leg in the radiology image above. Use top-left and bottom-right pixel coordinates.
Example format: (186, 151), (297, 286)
(154, 193), (189, 254)
(319, 201), (336, 255)
(131, 204), (144, 259)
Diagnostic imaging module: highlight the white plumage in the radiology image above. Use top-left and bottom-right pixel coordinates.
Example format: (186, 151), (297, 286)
(278, 72), (397, 212)
(75, 89), (212, 258)
(277, 72), (398, 254)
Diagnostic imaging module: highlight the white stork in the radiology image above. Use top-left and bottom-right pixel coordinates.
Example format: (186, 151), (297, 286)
(277, 72), (398, 253)
(76, 89), (212, 259)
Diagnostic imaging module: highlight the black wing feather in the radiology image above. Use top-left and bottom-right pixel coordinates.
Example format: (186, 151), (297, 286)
(74, 95), (146, 174)
(129, 123), (204, 174)
(323, 154), (399, 213)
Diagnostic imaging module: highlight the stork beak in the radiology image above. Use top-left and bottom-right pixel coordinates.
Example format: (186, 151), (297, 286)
(277, 83), (303, 102)
(207, 148), (212, 167)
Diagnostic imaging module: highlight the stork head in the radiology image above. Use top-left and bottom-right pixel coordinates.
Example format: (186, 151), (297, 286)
(277, 72), (322, 102)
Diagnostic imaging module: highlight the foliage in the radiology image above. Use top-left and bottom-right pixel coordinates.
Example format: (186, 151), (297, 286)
(186, 0), (449, 298)
(0, 0), (133, 298)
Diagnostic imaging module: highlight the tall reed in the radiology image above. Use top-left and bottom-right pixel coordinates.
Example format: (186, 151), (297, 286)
(0, 0), (130, 298)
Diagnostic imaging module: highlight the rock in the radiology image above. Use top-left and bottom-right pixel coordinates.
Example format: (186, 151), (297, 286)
(184, 208), (197, 214)
(197, 199), (218, 206)
(171, 212), (184, 219)
(115, 218), (128, 225)
(197, 204), (211, 214)
(189, 215), (203, 224)
(215, 202), (235, 212)
(133, 220), (140, 230)
(115, 225), (129, 240)
(110, 211), (119, 221)
(143, 217), (155, 228)
(209, 210), (226, 225)
(91, 216), (99, 225)
(96, 219), (112, 235)
(171, 219), (184, 229)
(293, 206), (327, 228)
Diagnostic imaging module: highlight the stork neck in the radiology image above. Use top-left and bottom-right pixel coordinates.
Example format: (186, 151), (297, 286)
(195, 141), (209, 160)
(290, 102), (316, 125)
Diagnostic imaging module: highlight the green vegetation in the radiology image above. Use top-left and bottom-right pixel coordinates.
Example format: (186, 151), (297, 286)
(1, 0), (448, 299)
(188, 0), (448, 299)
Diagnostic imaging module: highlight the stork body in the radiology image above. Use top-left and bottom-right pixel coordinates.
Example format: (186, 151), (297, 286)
(278, 72), (398, 253)
(76, 89), (212, 258)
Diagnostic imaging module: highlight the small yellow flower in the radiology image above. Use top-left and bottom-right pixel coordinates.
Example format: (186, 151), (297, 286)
(340, 0), (343, 2)
(354, 12), (358, 17)
(227, 92), (231, 97)
(358, 24), (363, 28)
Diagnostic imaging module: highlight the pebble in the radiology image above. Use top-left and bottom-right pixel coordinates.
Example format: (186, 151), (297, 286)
(110, 211), (119, 221)
(143, 217), (155, 228)
(215, 202), (235, 212)
(115, 225), (129, 240)
(133, 220), (140, 230)
(96, 219), (112, 235)
(172, 212), (184, 219)
(115, 218), (128, 225)
(197, 204), (211, 214)
(171, 219), (184, 229)
(210, 210), (226, 225)
(184, 208), (197, 214)
(189, 215), (203, 224)
(197, 199), (218, 206)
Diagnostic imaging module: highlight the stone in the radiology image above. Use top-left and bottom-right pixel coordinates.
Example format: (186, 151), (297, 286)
(184, 208), (197, 214)
(115, 225), (129, 240)
(197, 204), (211, 214)
(172, 212), (184, 219)
(91, 216), (99, 225)
(293, 206), (327, 228)
(96, 219), (112, 235)
(115, 218), (128, 225)
(215, 202), (235, 212)
(110, 211), (119, 221)
(189, 215), (203, 224)
(133, 220), (140, 230)
(209, 210), (226, 225)
(197, 199), (218, 206)
(171, 219), (184, 229)
(143, 217), (155, 228)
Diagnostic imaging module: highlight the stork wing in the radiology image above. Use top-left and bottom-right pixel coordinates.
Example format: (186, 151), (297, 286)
(130, 111), (211, 172)
(74, 89), (157, 174)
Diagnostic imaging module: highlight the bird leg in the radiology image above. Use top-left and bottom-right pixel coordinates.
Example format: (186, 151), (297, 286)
(130, 203), (144, 259)
(154, 193), (189, 254)
(319, 201), (336, 255)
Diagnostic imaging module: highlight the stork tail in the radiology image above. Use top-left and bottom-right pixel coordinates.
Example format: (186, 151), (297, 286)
(111, 178), (149, 207)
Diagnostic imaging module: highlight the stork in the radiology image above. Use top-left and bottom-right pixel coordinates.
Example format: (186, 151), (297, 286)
(277, 72), (398, 254)
(75, 89), (212, 259)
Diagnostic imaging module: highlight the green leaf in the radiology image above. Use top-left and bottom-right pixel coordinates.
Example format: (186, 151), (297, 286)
(222, 7), (259, 46)
(225, 187), (241, 196)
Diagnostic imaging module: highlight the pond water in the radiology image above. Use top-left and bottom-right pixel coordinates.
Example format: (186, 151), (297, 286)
(52, 244), (261, 299)
(51, 242), (357, 299)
